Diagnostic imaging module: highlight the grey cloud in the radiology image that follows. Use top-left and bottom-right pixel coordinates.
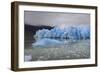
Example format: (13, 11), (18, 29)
(24, 11), (90, 26)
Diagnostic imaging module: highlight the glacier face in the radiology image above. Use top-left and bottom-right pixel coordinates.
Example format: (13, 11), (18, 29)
(34, 25), (90, 40)
(32, 24), (90, 47)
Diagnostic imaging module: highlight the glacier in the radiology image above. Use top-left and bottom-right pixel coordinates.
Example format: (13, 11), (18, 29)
(34, 25), (90, 40)
(32, 24), (90, 47)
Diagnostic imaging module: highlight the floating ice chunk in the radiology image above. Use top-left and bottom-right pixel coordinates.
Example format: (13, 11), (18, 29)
(24, 55), (32, 61)
(32, 38), (62, 47)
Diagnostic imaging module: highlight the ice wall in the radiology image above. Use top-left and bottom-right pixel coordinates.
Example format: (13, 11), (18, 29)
(34, 25), (90, 40)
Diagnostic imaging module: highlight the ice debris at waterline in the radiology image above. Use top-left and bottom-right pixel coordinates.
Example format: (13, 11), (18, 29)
(32, 24), (90, 47)
(32, 38), (63, 47)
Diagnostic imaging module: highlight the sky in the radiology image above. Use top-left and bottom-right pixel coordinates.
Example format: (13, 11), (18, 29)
(24, 11), (90, 26)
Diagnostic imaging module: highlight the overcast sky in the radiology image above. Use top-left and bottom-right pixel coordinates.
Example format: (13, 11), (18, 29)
(24, 11), (90, 26)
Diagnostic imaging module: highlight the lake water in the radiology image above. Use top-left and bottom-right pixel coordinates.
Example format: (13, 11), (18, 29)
(24, 39), (90, 62)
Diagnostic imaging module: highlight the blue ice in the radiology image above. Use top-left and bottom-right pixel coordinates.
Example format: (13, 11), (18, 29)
(34, 25), (90, 40)
(32, 38), (62, 47)
(32, 24), (90, 47)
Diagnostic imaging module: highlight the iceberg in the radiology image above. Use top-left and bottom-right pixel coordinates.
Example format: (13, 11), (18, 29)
(32, 38), (62, 47)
